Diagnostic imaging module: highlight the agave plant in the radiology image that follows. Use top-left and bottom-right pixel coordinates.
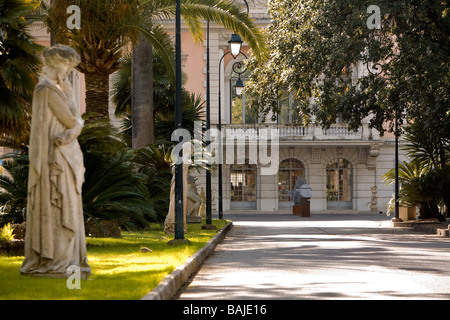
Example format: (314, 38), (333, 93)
(131, 144), (173, 224)
(82, 151), (156, 230)
(0, 153), (28, 225)
(79, 119), (156, 229)
(403, 120), (450, 218)
(382, 160), (445, 221)
(154, 91), (205, 142)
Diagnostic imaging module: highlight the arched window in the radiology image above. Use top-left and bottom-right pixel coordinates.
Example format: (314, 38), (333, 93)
(326, 158), (352, 209)
(278, 158), (305, 207)
(230, 67), (258, 124)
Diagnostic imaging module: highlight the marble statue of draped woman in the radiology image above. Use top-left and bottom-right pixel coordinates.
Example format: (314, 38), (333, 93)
(20, 45), (90, 279)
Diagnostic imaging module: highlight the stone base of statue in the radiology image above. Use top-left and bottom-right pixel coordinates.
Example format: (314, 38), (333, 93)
(201, 224), (217, 230)
(164, 217), (187, 234)
(21, 269), (90, 280)
(167, 238), (191, 246)
(186, 216), (203, 224)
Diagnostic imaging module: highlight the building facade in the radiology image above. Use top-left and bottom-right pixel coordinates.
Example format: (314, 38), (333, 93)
(165, 0), (408, 215)
(26, 0), (408, 215)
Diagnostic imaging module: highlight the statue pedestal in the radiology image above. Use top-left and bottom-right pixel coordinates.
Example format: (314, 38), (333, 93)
(186, 216), (203, 224)
(293, 199), (310, 217)
(167, 239), (191, 246)
(201, 224), (217, 230)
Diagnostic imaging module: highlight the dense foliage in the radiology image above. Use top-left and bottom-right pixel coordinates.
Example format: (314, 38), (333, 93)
(111, 53), (205, 145)
(0, 119), (173, 228)
(246, 0), (450, 136)
(0, 0), (42, 145)
(0, 153), (28, 224)
(383, 120), (449, 221)
(44, 0), (266, 119)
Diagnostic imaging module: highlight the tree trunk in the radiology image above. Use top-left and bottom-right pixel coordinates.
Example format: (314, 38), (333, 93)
(428, 200), (445, 222)
(84, 73), (110, 119)
(440, 185), (450, 219)
(418, 202), (433, 219)
(131, 34), (154, 149)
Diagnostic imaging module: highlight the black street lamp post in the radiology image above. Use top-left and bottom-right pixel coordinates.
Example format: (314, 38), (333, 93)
(174, 0), (184, 240)
(394, 112), (400, 221)
(203, 16), (217, 230)
(367, 62), (400, 221)
(217, 34), (247, 219)
(205, 0), (248, 222)
(169, 0), (190, 244)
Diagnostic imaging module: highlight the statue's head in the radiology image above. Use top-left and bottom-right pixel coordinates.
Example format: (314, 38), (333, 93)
(42, 44), (80, 79)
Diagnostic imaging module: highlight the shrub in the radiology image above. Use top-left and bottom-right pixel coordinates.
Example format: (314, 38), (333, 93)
(0, 223), (14, 243)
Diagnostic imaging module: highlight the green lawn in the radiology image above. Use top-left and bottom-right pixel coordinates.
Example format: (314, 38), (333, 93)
(0, 219), (228, 300)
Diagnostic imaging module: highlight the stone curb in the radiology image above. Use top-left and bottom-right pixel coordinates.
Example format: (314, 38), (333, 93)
(141, 221), (233, 300)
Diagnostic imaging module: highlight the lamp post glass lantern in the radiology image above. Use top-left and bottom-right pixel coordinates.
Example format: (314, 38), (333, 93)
(228, 33), (243, 58)
(234, 78), (245, 96)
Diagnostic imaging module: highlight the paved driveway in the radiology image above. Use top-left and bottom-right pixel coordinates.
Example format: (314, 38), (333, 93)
(177, 214), (450, 300)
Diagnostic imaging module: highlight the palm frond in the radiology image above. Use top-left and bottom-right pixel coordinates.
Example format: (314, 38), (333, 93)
(0, 0), (42, 139)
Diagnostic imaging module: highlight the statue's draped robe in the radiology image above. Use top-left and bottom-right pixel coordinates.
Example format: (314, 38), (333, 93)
(21, 78), (91, 278)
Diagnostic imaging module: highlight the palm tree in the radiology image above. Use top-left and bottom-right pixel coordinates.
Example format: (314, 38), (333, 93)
(132, 0), (268, 148)
(44, 0), (266, 126)
(0, 0), (42, 145)
(44, 0), (148, 118)
(112, 51), (205, 145)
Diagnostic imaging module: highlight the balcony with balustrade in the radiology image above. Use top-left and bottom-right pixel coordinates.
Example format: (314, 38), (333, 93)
(218, 122), (381, 146)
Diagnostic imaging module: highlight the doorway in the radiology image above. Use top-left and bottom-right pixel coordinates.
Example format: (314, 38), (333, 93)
(326, 158), (353, 209)
(278, 158), (305, 209)
(230, 164), (257, 209)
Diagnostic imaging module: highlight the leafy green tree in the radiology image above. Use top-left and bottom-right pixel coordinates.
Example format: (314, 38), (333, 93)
(0, 0), (42, 145)
(246, 0), (449, 135)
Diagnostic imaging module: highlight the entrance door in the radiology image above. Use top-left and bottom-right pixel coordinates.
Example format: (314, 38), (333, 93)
(326, 158), (353, 209)
(278, 158), (304, 208)
(230, 164), (257, 209)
